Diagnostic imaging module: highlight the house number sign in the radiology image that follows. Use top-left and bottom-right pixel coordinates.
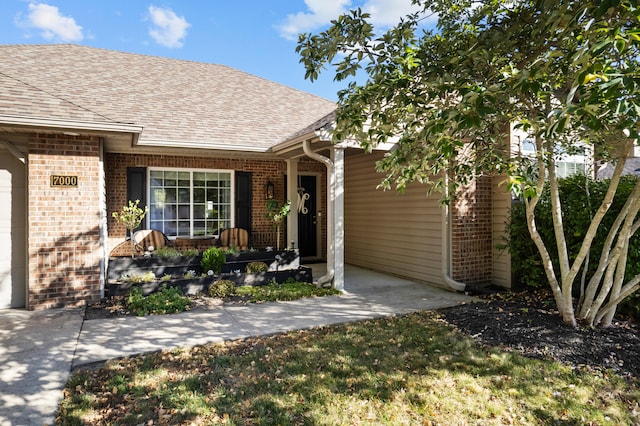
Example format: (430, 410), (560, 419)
(50, 174), (78, 187)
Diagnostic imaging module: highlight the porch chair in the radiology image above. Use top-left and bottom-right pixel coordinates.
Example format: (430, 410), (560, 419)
(133, 229), (173, 253)
(218, 228), (249, 251)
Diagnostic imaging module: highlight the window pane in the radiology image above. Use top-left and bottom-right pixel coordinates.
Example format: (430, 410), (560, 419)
(164, 188), (176, 203)
(178, 172), (190, 186)
(178, 188), (190, 203)
(193, 172), (205, 187)
(164, 205), (176, 220)
(178, 221), (190, 235)
(150, 171), (163, 187)
(149, 206), (163, 221)
(178, 205), (190, 220)
(193, 204), (205, 219)
(193, 188), (205, 203)
(193, 221), (206, 236)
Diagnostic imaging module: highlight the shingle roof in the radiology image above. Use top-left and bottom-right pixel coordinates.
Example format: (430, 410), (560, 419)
(0, 44), (336, 150)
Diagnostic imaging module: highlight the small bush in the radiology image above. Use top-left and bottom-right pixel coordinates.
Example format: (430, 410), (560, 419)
(126, 285), (190, 316)
(201, 247), (226, 274)
(507, 174), (640, 320)
(154, 246), (181, 258)
(181, 248), (200, 257)
(208, 279), (236, 298)
(246, 261), (268, 273)
(160, 274), (172, 282)
(120, 271), (156, 283)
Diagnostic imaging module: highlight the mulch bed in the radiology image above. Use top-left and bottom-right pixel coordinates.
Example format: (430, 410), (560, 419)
(438, 290), (640, 379)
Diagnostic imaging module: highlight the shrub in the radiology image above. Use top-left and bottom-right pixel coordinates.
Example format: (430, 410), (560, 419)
(154, 246), (181, 258)
(507, 174), (640, 319)
(200, 247), (226, 274)
(208, 279), (236, 298)
(181, 248), (200, 257)
(120, 271), (156, 283)
(126, 285), (190, 316)
(246, 261), (268, 273)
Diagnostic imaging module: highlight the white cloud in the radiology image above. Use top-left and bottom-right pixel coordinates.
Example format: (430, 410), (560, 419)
(278, 0), (351, 41)
(21, 2), (83, 42)
(278, 0), (425, 40)
(148, 5), (190, 48)
(361, 0), (425, 27)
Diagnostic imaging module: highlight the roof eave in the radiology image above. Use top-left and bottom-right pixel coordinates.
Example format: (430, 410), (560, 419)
(136, 138), (271, 153)
(0, 114), (143, 135)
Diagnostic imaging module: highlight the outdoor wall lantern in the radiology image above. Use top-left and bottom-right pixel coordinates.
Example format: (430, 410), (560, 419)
(265, 180), (274, 200)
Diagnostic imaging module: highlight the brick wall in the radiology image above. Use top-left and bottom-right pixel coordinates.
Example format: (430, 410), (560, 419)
(28, 134), (103, 309)
(450, 175), (493, 285)
(105, 153), (327, 253)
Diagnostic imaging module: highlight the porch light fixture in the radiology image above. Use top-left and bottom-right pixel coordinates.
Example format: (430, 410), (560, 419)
(265, 180), (274, 200)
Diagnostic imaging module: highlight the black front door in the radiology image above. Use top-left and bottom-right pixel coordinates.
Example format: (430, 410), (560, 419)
(297, 175), (317, 258)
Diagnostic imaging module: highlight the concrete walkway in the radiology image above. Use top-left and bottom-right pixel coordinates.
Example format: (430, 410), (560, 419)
(0, 265), (472, 426)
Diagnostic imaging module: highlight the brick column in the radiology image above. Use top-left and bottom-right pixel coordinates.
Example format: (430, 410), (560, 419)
(450, 175), (493, 285)
(27, 134), (103, 309)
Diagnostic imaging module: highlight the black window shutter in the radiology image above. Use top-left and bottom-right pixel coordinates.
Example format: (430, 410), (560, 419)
(235, 171), (252, 235)
(126, 167), (147, 232)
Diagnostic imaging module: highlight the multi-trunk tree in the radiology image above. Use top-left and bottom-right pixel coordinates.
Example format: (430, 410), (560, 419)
(297, 0), (640, 327)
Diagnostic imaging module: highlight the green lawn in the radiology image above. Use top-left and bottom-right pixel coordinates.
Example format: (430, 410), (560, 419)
(58, 311), (639, 425)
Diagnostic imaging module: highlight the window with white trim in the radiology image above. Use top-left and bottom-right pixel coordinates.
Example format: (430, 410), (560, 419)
(148, 169), (233, 237)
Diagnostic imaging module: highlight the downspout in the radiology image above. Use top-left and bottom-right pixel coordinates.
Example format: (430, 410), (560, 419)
(302, 140), (335, 287)
(441, 173), (467, 292)
(99, 139), (107, 298)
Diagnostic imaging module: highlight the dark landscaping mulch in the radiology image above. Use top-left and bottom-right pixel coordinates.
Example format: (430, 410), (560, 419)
(438, 289), (640, 379)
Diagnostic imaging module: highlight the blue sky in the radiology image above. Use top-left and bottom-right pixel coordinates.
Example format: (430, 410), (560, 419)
(0, 1), (426, 101)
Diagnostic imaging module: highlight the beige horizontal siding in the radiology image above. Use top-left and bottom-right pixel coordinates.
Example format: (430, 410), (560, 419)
(345, 151), (444, 286)
(492, 175), (512, 288)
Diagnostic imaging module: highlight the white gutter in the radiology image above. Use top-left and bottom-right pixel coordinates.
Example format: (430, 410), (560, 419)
(0, 115), (143, 134)
(302, 139), (335, 287)
(136, 139), (270, 152)
(441, 174), (467, 292)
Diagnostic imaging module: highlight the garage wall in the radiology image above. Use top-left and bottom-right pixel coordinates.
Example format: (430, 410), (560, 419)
(344, 150), (445, 286)
(0, 146), (26, 309)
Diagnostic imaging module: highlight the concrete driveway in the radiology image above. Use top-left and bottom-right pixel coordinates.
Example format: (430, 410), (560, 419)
(0, 265), (473, 425)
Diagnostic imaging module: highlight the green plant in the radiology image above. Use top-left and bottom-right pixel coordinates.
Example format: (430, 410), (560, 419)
(224, 244), (239, 254)
(184, 270), (196, 279)
(120, 271), (156, 283)
(508, 175), (640, 321)
(112, 199), (148, 258)
(265, 199), (291, 250)
(160, 274), (172, 282)
(181, 248), (200, 257)
(200, 247), (226, 274)
(235, 280), (340, 302)
(245, 261), (268, 273)
(154, 246), (181, 258)
(126, 285), (190, 316)
(208, 279), (236, 298)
